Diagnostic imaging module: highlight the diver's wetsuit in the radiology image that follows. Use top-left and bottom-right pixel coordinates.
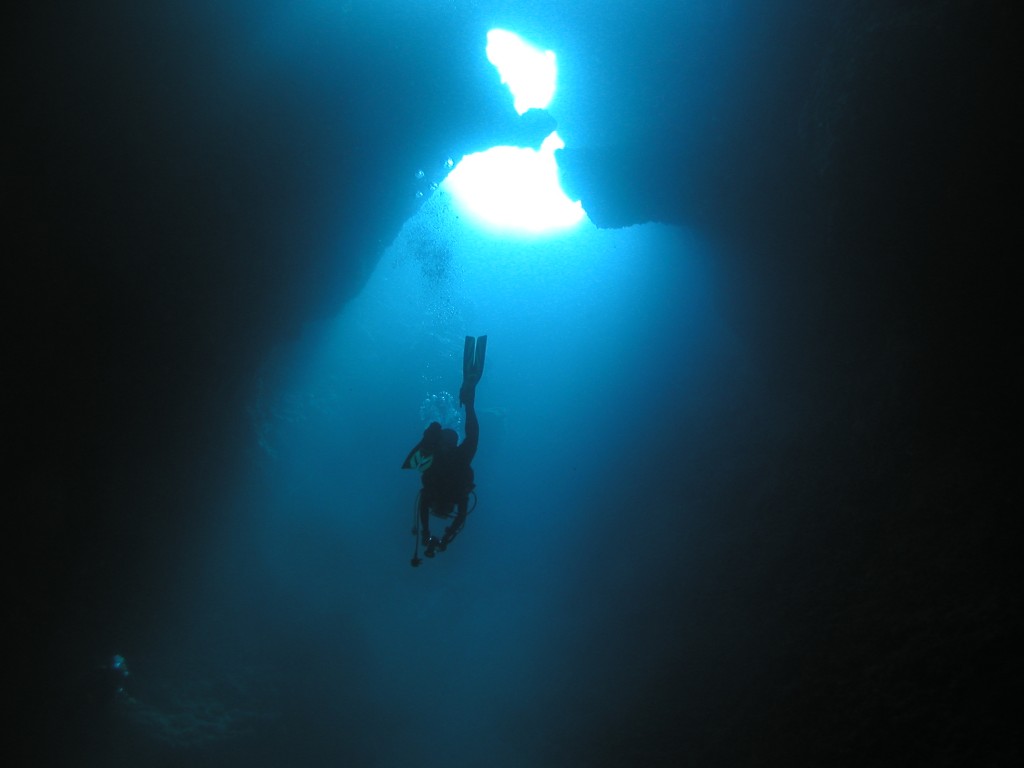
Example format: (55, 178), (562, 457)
(415, 335), (484, 557)
(418, 389), (477, 553)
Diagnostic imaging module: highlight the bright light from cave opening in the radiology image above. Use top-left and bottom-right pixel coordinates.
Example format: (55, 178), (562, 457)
(446, 132), (583, 234)
(485, 28), (556, 115)
(444, 29), (584, 235)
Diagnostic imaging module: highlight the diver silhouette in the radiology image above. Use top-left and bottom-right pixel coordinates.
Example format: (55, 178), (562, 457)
(402, 336), (486, 566)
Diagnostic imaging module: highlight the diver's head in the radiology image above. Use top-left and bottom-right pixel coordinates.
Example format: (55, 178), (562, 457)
(439, 429), (459, 451)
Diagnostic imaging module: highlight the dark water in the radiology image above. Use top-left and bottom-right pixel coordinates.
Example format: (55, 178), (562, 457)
(13, 1), (1014, 766)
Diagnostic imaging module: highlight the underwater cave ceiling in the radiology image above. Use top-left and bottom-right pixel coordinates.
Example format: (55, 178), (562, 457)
(14, 0), (1001, 518)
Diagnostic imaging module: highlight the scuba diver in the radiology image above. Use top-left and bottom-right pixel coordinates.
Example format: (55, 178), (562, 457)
(402, 335), (486, 566)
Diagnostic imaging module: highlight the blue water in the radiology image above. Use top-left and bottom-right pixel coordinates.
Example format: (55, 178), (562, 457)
(164, 199), (738, 766)
(74, 199), (750, 766)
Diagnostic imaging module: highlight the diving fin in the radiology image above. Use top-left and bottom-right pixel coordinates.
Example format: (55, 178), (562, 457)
(460, 335), (487, 405)
(403, 449), (434, 473)
(401, 422), (442, 471)
(463, 335), (486, 382)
